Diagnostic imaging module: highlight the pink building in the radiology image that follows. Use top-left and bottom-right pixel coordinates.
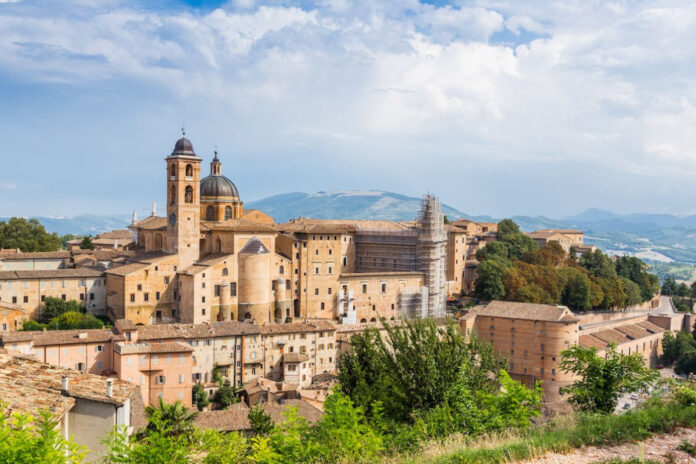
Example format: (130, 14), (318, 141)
(114, 341), (193, 407)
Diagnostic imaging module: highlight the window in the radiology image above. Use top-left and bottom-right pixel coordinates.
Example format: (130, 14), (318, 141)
(164, 276), (170, 284)
(362, 284), (367, 294)
(156, 375), (166, 385)
(381, 282), (386, 293)
(23, 296), (29, 303)
(225, 206), (232, 220)
(279, 265), (284, 275)
(327, 266), (333, 274)
(215, 285), (220, 297)
(202, 308), (206, 316)
(96, 345), (104, 352)
(144, 293), (149, 302)
(12, 297), (16, 304)
(185, 185), (193, 203)
(156, 310), (162, 319)
(75, 363), (85, 372)
(205, 206), (215, 221)
(328, 288), (332, 295)
(315, 250), (319, 256)
(202, 296), (206, 303)
(222, 268), (228, 276)
(156, 292), (160, 300)
(90, 293), (95, 300)
(61, 294), (66, 301)
(314, 288), (319, 295)
(320, 302), (325, 310)
(342, 256), (347, 266)
(230, 283), (237, 296)
(179, 374), (184, 384)
(185, 164), (193, 177)
(314, 266), (320, 275)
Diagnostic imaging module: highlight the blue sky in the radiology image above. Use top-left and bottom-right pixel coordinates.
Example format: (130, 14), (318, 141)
(1, 0), (696, 218)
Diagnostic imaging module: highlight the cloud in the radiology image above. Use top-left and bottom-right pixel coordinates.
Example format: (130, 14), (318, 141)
(2, 0), (696, 215)
(0, 182), (17, 190)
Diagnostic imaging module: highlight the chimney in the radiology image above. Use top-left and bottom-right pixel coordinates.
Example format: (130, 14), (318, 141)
(106, 378), (114, 398)
(61, 375), (69, 395)
(113, 239), (118, 250)
(77, 332), (87, 339)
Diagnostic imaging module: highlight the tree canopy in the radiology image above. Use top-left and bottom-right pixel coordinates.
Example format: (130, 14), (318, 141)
(559, 344), (658, 413)
(472, 219), (658, 311)
(0, 218), (62, 252)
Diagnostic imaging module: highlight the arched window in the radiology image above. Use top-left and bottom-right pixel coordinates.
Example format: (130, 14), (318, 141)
(185, 186), (193, 203)
(244, 312), (251, 320)
(222, 268), (228, 276)
(370, 317), (377, 322)
(216, 238), (222, 253)
(154, 234), (162, 250)
(169, 186), (175, 205)
(360, 318), (367, 323)
(279, 265), (284, 275)
(224, 206), (232, 220)
(205, 206), (215, 221)
(169, 164), (176, 178)
(185, 164), (193, 177)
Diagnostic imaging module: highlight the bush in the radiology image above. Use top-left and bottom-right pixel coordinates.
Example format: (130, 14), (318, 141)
(46, 311), (104, 330)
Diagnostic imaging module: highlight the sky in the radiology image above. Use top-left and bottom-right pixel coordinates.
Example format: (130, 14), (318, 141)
(1, 0), (696, 219)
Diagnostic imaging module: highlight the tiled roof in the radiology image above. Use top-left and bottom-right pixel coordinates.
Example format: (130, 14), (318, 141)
(1, 328), (115, 346)
(0, 269), (104, 280)
(96, 230), (132, 240)
(0, 251), (70, 261)
(194, 402), (250, 432)
(275, 221), (356, 234)
(615, 324), (652, 340)
(637, 321), (664, 333)
(283, 353), (309, 363)
(115, 341), (193, 354)
(0, 351), (138, 418)
(0, 300), (25, 313)
(591, 328), (629, 345)
(471, 301), (579, 323)
(261, 321), (336, 335)
(136, 320), (261, 341)
(239, 237), (270, 255)
(579, 334), (608, 350)
(200, 220), (276, 233)
(131, 216), (167, 230)
(263, 399), (323, 425)
(105, 252), (172, 276)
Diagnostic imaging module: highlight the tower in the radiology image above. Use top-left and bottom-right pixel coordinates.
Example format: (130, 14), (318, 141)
(166, 135), (202, 269)
(200, 150), (243, 223)
(417, 194), (448, 318)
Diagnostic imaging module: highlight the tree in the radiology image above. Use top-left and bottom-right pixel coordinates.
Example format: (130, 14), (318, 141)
(192, 383), (209, 411)
(338, 320), (508, 422)
(0, 407), (85, 463)
(443, 215), (450, 225)
(559, 344), (658, 413)
(21, 320), (47, 331)
(475, 241), (509, 262)
(79, 236), (94, 250)
(47, 311), (104, 330)
(662, 277), (678, 296)
(212, 379), (238, 409)
(142, 398), (198, 440)
(496, 219), (521, 241)
(561, 269), (591, 311)
(311, 390), (383, 463)
(0, 217), (62, 252)
(580, 249), (617, 280)
(248, 404), (274, 436)
(474, 259), (509, 301)
(39, 297), (83, 323)
(662, 331), (679, 365)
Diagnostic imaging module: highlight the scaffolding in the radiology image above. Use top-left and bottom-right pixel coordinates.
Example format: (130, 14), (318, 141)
(417, 195), (448, 318)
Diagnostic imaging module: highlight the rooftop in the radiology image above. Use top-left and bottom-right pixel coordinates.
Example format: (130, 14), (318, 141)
(115, 341), (193, 355)
(260, 320), (336, 335)
(136, 320), (262, 341)
(469, 300), (580, 323)
(0, 268), (104, 280)
(1, 328), (116, 346)
(0, 351), (138, 418)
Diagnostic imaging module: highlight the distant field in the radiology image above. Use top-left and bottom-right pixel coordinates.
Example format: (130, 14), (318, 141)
(647, 261), (696, 284)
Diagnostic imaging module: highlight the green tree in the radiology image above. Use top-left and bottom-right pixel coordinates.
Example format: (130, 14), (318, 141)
(192, 383), (210, 411)
(39, 297), (83, 323)
(561, 269), (592, 311)
(475, 241), (509, 262)
(0, 218), (62, 252)
(0, 407), (85, 464)
(143, 398), (198, 440)
(47, 311), (104, 330)
(496, 219), (521, 241)
(79, 236), (94, 250)
(580, 249), (617, 280)
(474, 259), (509, 301)
(21, 320), (47, 331)
(102, 422), (190, 464)
(621, 277), (643, 306)
(212, 379), (238, 409)
(338, 320), (507, 422)
(559, 344), (658, 413)
(443, 215), (450, 225)
(662, 331), (679, 365)
(662, 277), (678, 296)
(198, 429), (248, 464)
(248, 405), (274, 436)
(311, 390), (383, 463)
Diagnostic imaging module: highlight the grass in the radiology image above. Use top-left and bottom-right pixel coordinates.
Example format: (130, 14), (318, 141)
(590, 459), (661, 464)
(389, 398), (696, 464)
(677, 439), (696, 456)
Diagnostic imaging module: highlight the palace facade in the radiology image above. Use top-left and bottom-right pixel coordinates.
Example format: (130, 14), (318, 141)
(110, 136), (466, 326)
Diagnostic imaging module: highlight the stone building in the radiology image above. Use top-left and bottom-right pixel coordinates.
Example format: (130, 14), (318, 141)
(120, 135), (467, 327)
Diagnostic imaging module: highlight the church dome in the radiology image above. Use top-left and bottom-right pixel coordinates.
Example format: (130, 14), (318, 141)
(200, 174), (239, 199)
(171, 137), (196, 156)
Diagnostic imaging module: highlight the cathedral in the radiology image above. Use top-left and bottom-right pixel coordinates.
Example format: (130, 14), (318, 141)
(106, 136), (466, 326)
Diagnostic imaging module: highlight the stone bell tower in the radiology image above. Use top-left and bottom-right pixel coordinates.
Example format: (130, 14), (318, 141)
(166, 134), (202, 269)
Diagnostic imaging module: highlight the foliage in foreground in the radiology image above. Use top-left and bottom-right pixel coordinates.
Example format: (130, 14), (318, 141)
(661, 329), (696, 375)
(0, 408), (85, 464)
(559, 344), (658, 413)
(338, 319), (543, 451)
(0, 217), (62, 252)
(427, 382), (696, 464)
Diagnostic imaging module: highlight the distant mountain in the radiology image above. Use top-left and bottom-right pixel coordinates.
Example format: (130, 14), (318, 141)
(10, 192), (696, 266)
(0, 214), (132, 236)
(246, 190), (468, 223)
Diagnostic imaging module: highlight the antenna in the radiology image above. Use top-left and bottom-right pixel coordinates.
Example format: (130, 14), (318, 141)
(181, 123), (186, 137)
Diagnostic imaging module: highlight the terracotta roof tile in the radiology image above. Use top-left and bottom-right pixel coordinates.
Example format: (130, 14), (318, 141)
(471, 301), (579, 323)
(0, 269), (104, 280)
